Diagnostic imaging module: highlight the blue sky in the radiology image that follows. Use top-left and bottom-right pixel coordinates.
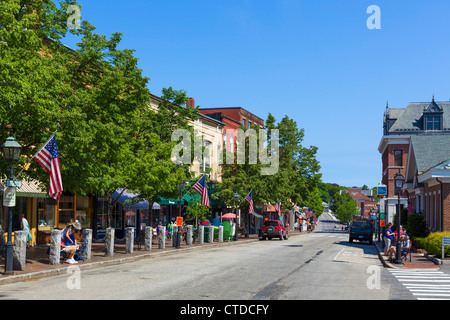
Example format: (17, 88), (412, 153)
(62, 0), (450, 188)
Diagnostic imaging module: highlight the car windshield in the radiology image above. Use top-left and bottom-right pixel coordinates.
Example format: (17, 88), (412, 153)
(264, 221), (280, 226)
(352, 221), (372, 228)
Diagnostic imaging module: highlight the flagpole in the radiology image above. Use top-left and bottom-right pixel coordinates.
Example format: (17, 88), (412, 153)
(14, 131), (57, 179)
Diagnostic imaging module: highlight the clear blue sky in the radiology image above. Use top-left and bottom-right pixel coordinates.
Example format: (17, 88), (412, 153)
(62, 0), (450, 188)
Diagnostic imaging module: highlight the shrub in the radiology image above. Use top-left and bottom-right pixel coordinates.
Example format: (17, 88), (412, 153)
(423, 232), (450, 257)
(412, 237), (426, 250)
(406, 213), (427, 239)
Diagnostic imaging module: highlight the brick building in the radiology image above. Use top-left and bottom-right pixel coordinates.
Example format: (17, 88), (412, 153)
(379, 97), (450, 232)
(198, 107), (264, 152)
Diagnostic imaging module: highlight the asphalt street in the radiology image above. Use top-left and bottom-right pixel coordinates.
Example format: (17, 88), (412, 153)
(0, 212), (392, 300)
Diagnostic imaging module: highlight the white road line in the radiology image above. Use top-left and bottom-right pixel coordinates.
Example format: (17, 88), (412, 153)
(390, 269), (450, 300)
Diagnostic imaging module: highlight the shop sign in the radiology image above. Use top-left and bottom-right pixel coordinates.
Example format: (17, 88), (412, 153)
(3, 186), (16, 207)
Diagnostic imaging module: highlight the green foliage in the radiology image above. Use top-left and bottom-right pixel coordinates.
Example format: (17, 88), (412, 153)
(185, 197), (210, 228)
(423, 232), (450, 257)
(406, 213), (427, 240)
(0, 0), (196, 227)
(335, 198), (358, 224)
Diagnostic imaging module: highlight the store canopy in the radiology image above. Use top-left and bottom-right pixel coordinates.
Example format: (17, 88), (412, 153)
(0, 178), (48, 198)
(113, 189), (149, 210)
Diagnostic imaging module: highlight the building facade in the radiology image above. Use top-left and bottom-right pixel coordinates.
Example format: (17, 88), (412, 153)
(379, 98), (450, 232)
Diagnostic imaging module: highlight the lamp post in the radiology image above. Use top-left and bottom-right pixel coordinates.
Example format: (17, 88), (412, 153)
(233, 192), (239, 241)
(2, 130), (22, 274)
(394, 169), (404, 264)
(177, 182), (185, 249)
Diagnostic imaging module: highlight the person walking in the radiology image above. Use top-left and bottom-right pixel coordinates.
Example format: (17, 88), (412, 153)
(19, 214), (32, 247)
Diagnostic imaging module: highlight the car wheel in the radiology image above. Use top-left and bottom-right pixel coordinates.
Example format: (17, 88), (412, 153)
(279, 231), (284, 240)
(284, 232), (289, 240)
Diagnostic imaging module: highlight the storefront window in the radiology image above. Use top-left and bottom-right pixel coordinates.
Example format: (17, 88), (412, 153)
(125, 210), (136, 227)
(76, 196), (91, 228)
(95, 196), (123, 230)
(38, 198), (56, 231)
(58, 196), (74, 228)
(12, 197), (28, 231)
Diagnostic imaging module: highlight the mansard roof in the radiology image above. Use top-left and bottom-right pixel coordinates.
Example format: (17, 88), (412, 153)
(385, 100), (450, 134)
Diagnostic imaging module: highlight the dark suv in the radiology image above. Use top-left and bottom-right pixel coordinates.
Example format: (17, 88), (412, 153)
(348, 219), (374, 244)
(260, 220), (288, 240)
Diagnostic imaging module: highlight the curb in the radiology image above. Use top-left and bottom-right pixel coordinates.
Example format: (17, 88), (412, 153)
(0, 232), (304, 286)
(373, 240), (399, 269)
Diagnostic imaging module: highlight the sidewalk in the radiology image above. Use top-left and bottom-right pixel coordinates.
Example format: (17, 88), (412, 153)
(0, 230), (303, 286)
(373, 239), (438, 269)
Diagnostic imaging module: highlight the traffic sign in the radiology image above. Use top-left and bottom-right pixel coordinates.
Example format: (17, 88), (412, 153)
(176, 217), (183, 227)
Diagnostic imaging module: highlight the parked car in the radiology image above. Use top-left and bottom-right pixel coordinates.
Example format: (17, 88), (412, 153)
(260, 220), (288, 240)
(348, 219), (373, 244)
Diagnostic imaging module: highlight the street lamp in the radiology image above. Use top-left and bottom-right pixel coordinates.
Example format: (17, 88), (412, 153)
(176, 182), (185, 249)
(394, 169), (404, 264)
(2, 130), (22, 274)
(233, 192), (239, 241)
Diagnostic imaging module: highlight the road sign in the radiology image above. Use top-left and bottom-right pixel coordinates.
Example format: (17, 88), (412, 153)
(380, 220), (385, 227)
(442, 237), (450, 260)
(377, 185), (387, 196)
(176, 217), (183, 227)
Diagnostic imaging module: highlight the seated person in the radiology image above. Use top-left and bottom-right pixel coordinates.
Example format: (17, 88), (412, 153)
(386, 245), (396, 262)
(61, 241), (78, 264)
(400, 235), (410, 255)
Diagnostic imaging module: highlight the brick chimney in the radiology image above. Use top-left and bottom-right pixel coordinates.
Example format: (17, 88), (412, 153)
(187, 98), (195, 108)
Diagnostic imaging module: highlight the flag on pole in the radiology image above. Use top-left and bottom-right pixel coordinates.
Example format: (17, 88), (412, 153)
(274, 202), (281, 216)
(34, 134), (63, 200)
(245, 191), (254, 213)
(193, 175), (210, 207)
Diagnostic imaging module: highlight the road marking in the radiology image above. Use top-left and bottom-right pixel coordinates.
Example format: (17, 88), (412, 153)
(389, 269), (450, 300)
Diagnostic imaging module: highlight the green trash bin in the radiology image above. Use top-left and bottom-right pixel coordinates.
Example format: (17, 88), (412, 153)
(222, 221), (232, 240)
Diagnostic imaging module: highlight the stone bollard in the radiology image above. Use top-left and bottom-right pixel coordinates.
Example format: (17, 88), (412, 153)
(126, 227), (134, 254)
(172, 226), (178, 247)
(145, 226), (152, 251)
(198, 225), (204, 244)
(208, 226), (214, 243)
(82, 228), (92, 260)
(49, 229), (62, 265)
(186, 225), (193, 245)
(105, 227), (115, 257)
(13, 230), (26, 270)
(219, 225), (224, 242)
(158, 226), (165, 249)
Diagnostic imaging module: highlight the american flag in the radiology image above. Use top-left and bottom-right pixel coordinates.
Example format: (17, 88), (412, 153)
(34, 134), (63, 200)
(193, 175), (209, 207)
(245, 191), (254, 213)
(274, 202), (281, 216)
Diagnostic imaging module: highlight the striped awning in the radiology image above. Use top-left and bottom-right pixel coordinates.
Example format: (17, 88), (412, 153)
(0, 178), (48, 197)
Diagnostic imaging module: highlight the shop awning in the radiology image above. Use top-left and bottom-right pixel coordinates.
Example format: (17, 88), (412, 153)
(113, 189), (149, 210)
(0, 178), (48, 198)
(157, 196), (185, 206)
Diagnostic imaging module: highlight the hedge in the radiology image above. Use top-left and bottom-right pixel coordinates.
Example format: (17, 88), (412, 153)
(422, 232), (450, 257)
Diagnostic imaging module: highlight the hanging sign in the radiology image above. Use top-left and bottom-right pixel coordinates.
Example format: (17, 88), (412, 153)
(3, 186), (16, 207)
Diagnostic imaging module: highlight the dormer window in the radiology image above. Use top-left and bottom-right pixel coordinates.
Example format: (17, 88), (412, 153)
(425, 115), (441, 131)
(423, 97), (443, 131)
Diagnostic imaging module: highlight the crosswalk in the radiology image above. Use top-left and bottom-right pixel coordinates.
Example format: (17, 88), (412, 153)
(389, 269), (450, 300)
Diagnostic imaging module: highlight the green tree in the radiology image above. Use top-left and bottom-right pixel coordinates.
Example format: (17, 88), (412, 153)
(335, 199), (358, 224)
(0, 0), (197, 227)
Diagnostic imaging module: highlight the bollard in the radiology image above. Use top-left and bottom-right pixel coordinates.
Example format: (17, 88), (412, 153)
(82, 228), (92, 260)
(208, 226), (214, 243)
(13, 230), (26, 270)
(219, 225), (224, 242)
(49, 229), (62, 265)
(198, 225), (204, 244)
(145, 226), (152, 251)
(172, 226), (178, 247)
(158, 226), (165, 249)
(186, 225), (193, 245)
(126, 227), (134, 254)
(105, 227), (115, 257)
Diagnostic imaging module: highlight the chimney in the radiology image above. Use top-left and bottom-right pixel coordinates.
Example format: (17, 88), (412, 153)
(187, 98), (195, 108)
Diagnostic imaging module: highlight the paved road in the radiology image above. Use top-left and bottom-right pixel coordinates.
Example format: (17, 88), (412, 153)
(0, 212), (391, 301)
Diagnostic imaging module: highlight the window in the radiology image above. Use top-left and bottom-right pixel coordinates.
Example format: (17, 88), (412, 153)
(38, 198), (57, 231)
(394, 150), (402, 167)
(242, 119), (246, 126)
(200, 140), (212, 173)
(425, 116), (441, 131)
(76, 196), (91, 228)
